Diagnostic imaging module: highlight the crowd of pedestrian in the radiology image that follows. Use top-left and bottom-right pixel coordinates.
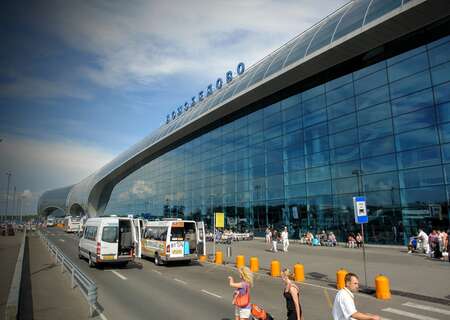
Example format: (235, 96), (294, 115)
(408, 228), (449, 260)
(228, 266), (379, 319)
(299, 230), (337, 247)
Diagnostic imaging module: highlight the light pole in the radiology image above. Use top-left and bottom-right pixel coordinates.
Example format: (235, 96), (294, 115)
(12, 186), (16, 222)
(352, 169), (368, 289)
(4, 172), (11, 222)
(210, 194), (215, 257)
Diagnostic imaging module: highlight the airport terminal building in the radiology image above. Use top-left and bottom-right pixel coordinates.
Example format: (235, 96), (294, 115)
(39, 0), (450, 244)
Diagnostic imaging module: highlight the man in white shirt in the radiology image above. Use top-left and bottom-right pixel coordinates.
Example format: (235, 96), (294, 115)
(417, 229), (429, 254)
(281, 227), (289, 252)
(332, 273), (380, 320)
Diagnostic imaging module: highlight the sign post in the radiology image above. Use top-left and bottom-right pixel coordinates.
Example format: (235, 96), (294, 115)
(353, 196), (368, 289)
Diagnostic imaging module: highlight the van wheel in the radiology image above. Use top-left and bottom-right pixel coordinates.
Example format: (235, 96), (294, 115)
(154, 254), (162, 266)
(88, 254), (96, 268)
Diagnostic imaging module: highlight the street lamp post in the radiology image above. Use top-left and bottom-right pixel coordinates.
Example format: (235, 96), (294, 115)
(210, 194), (215, 257)
(4, 172), (11, 222)
(352, 169), (368, 289)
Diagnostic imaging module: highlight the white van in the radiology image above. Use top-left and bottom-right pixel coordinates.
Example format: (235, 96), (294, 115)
(64, 216), (81, 233)
(78, 217), (139, 267)
(141, 219), (205, 265)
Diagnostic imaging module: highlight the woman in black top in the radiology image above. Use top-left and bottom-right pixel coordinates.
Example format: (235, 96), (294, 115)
(282, 269), (303, 320)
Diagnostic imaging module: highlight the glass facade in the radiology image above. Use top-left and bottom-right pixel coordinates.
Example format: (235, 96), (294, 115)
(104, 34), (450, 245)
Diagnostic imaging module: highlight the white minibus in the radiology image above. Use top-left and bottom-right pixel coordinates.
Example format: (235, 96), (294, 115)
(78, 217), (139, 267)
(141, 219), (205, 265)
(63, 216), (81, 233)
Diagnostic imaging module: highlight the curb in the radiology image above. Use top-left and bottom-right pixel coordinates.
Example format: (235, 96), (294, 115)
(5, 229), (27, 320)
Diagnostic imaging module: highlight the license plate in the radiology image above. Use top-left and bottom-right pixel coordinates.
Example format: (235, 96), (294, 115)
(102, 255), (116, 260)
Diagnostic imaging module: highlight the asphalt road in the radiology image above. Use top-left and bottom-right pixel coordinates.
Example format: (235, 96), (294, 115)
(43, 228), (450, 320)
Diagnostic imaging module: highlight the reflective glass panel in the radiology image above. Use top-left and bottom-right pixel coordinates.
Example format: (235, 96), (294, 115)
(395, 126), (438, 151)
(397, 145), (442, 169)
(437, 102), (450, 124)
(362, 153), (397, 174)
(360, 136), (395, 158)
(431, 61), (450, 86)
(393, 107), (436, 134)
(399, 165), (444, 189)
(388, 52), (429, 82)
(400, 186), (447, 207)
(358, 102), (391, 125)
(307, 8), (346, 55)
(327, 97), (355, 120)
(391, 88), (434, 116)
(359, 119), (393, 142)
(363, 0), (402, 26)
(333, 0), (371, 42)
(390, 70), (432, 100)
(354, 69), (388, 95)
(329, 128), (358, 149)
(363, 171), (399, 192)
(355, 85), (389, 110)
(428, 40), (450, 67)
(328, 113), (357, 134)
(283, 27), (319, 68)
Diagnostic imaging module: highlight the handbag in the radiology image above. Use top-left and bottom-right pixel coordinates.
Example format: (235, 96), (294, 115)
(233, 285), (250, 307)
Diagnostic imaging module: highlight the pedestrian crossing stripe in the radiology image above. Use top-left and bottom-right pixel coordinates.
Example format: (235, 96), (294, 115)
(402, 302), (450, 316)
(382, 308), (439, 320)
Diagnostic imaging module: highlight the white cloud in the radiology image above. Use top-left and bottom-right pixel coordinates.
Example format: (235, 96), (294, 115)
(0, 134), (115, 211)
(31, 0), (347, 88)
(0, 73), (93, 100)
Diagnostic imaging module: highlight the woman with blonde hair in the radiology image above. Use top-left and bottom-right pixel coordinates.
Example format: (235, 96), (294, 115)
(282, 269), (303, 320)
(228, 266), (254, 320)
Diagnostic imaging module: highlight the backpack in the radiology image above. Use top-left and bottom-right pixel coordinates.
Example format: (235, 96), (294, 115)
(251, 304), (273, 320)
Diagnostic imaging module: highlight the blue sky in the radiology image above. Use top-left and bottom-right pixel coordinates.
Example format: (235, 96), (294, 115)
(0, 0), (347, 214)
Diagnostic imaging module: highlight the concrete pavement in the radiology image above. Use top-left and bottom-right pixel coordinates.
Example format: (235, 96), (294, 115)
(27, 231), (90, 320)
(215, 239), (450, 301)
(0, 233), (23, 319)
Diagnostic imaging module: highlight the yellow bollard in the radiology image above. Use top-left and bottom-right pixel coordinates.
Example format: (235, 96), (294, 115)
(215, 251), (223, 265)
(375, 275), (391, 300)
(199, 255), (207, 263)
(271, 260), (281, 277)
(249, 257), (259, 273)
(336, 269), (348, 289)
(236, 255), (245, 268)
(294, 263), (305, 282)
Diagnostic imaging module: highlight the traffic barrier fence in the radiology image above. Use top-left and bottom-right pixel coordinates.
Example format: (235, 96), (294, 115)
(38, 230), (98, 317)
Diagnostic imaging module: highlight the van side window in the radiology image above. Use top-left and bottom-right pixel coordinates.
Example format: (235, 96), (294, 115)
(102, 226), (118, 243)
(84, 226), (97, 241)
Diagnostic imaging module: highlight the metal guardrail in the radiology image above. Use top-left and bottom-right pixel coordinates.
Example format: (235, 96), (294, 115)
(37, 230), (98, 317)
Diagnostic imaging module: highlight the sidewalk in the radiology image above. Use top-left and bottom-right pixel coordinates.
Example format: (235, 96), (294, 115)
(215, 239), (450, 301)
(27, 232), (90, 320)
(0, 233), (23, 319)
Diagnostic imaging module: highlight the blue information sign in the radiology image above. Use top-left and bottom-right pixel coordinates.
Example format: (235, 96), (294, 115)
(353, 196), (368, 224)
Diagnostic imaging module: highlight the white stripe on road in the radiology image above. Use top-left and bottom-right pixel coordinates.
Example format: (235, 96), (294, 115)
(152, 270), (162, 275)
(174, 278), (187, 285)
(110, 270), (127, 280)
(403, 302), (450, 315)
(201, 289), (222, 299)
(58, 239), (65, 242)
(382, 308), (439, 320)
